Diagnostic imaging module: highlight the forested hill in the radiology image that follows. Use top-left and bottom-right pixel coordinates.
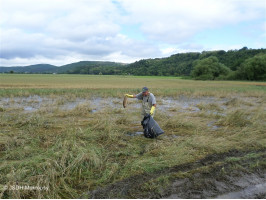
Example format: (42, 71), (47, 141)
(1, 47), (265, 80)
(0, 61), (126, 74)
(0, 64), (57, 73)
(122, 47), (266, 76)
(57, 61), (126, 74)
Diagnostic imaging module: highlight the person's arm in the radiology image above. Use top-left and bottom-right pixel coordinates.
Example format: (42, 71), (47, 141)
(125, 94), (136, 98)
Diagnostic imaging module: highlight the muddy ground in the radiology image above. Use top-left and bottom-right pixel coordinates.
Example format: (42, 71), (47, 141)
(82, 149), (266, 199)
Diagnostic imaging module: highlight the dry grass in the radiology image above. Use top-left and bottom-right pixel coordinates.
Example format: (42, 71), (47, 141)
(1, 74), (266, 98)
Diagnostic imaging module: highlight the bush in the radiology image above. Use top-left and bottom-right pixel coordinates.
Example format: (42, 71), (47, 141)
(225, 71), (237, 80)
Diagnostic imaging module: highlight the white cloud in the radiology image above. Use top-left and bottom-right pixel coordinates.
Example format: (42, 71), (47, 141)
(0, 0), (123, 62)
(118, 0), (266, 43)
(0, 56), (72, 67)
(161, 47), (179, 56)
(0, 0), (265, 66)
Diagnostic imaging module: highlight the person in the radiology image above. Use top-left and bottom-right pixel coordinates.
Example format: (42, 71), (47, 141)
(125, 87), (156, 117)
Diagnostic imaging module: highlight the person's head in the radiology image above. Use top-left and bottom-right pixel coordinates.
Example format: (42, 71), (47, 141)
(142, 86), (149, 96)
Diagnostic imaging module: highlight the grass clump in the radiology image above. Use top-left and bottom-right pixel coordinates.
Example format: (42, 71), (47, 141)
(160, 114), (198, 136)
(217, 110), (251, 127)
(197, 103), (223, 111)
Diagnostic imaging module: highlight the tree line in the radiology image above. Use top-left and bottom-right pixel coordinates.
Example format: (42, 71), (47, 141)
(6, 47), (263, 80)
(120, 47), (266, 80)
(65, 47), (265, 80)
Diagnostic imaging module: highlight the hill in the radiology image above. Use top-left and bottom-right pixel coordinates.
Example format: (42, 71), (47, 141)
(0, 61), (126, 74)
(56, 61), (126, 74)
(0, 64), (58, 73)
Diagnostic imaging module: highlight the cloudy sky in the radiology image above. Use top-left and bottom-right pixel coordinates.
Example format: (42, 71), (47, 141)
(0, 0), (265, 66)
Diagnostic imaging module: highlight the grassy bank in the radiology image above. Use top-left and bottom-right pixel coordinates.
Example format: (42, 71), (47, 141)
(0, 74), (265, 198)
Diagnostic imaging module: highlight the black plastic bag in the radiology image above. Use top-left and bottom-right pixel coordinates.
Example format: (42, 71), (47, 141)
(141, 114), (164, 138)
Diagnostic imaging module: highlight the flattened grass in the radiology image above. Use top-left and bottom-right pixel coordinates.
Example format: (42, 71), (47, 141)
(0, 74), (265, 198)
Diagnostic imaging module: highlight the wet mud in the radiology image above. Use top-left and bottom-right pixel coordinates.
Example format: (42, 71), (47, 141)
(215, 181), (266, 199)
(81, 149), (266, 199)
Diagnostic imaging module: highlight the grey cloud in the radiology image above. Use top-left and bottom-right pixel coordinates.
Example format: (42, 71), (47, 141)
(0, 28), (161, 62)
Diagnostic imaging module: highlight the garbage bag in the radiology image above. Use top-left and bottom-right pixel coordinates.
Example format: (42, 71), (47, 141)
(141, 114), (164, 138)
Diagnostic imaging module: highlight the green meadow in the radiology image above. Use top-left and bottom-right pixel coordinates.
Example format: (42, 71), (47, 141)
(0, 74), (265, 198)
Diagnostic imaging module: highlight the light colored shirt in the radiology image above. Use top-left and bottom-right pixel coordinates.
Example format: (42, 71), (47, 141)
(136, 92), (156, 107)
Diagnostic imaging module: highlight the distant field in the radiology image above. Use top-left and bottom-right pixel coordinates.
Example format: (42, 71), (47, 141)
(0, 74), (265, 97)
(0, 74), (265, 198)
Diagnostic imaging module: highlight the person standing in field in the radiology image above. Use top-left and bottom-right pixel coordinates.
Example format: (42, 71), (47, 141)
(125, 87), (156, 117)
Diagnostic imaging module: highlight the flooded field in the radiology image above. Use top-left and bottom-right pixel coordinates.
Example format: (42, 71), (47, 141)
(1, 93), (265, 198)
(1, 94), (263, 132)
(0, 94), (262, 116)
(0, 75), (265, 198)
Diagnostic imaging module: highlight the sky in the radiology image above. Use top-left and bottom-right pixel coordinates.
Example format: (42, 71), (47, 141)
(0, 0), (265, 66)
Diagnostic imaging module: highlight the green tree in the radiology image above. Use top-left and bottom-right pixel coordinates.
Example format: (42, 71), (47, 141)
(191, 56), (230, 80)
(236, 54), (266, 80)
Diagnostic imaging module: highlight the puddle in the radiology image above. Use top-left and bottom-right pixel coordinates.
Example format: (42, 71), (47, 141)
(24, 106), (37, 112)
(0, 96), (120, 113)
(0, 95), (257, 116)
(162, 135), (179, 139)
(207, 121), (220, 130)
(126, 131), (143, 136)
(158, 96), (228, 115)
(206, 110), (226, 117)
(60, 98), (88, 110)
(166, 171), (266, 199)
(91, 109), (97, 113)
(215, 182), (266, 199)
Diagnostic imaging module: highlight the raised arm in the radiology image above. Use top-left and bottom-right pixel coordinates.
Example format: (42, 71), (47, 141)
(124, 94), (136, 98)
